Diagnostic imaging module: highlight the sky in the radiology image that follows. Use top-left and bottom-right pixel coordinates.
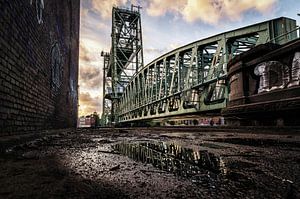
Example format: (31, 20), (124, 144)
(78, 0), (300, 117)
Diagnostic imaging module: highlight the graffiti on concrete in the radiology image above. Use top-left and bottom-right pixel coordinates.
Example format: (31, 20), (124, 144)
(30, 0), (44, 24)
(289, 52), (300, 87)
(69, 78), (78, 106)
(51, 42), (63, 91)
(254, 52), (300, 93)
(254, 61), (289, 93)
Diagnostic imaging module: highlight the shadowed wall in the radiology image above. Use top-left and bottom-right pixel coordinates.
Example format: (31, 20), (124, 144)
(0, 0), (80, 135)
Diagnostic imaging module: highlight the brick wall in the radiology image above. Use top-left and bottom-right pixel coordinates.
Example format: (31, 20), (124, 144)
(0, 0), (80, 135)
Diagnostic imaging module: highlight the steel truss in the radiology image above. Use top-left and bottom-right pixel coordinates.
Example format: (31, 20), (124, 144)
(118, 17), (297, 123)
(102, 6), (144, 125)
(101, 51), (111, 125)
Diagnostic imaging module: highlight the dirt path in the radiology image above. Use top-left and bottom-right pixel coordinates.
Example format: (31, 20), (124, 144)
(0, 128), (300, 199)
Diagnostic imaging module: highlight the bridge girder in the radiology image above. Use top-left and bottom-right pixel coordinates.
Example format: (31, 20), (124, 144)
(117, 17), (298, 123)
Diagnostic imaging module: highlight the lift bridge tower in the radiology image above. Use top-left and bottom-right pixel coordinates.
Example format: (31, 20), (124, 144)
(101, 5), (144, 126)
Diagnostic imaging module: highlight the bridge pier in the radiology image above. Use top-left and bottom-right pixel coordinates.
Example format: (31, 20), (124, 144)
(223, 39), (300, 126)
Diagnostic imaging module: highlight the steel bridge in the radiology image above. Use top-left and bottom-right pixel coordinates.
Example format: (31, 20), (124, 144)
(102, 6), (298, 125)
(101, 5), (143, 125)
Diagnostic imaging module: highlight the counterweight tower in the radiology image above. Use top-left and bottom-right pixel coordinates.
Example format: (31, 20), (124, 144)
(102, 5), (144, 125)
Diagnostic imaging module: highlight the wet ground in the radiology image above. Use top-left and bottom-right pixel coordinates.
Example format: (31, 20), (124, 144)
(0, 127), (300, 199)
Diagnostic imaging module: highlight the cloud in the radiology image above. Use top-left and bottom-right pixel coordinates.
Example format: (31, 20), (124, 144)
(144, 47), (167, 54)
(146, 0), (186, 17)
(79, 43), (91, 62)
(146, 0), (277, 25)
(79, 65), (102, 89)
(220, 0), (277, 20)
(80, 7), (89, 18)
(79, 92), (101, 116)
(80, 65), (100, 81)
(79, 41), (102, 90)
(182, 0), (221, 24)
(91, 0), (128, 19)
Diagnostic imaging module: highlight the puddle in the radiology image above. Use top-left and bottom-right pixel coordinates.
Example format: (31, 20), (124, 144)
(113, 141), (227, 181)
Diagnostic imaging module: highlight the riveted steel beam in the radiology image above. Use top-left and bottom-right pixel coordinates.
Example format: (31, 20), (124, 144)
(117, 17), (298, 123)
(102, 6), (144, 125)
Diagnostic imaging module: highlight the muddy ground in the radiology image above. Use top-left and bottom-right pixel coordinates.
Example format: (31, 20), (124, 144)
(0, 127), (300, 199)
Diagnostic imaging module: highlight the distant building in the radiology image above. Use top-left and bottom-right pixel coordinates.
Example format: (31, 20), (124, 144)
(78, 112), (99, 128)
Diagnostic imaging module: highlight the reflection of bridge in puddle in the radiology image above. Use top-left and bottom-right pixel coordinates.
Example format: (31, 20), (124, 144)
(113, 141), (227, 182)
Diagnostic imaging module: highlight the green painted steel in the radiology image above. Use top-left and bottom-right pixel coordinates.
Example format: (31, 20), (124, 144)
(118, 17), (298, 123)
(102, 6), (144, 126)
(101, 51), (111, 126)
(103, 11), (298, 124)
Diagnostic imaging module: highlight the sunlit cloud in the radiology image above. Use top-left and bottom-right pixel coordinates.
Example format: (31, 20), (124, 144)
(182, 0), (221, 24)
(79, 43), (91, 62)
(79, 38), (104, 67)
(80, 7), (89, 18)
(147, 0), (277, 25)
(79, 64), (102, 90)
(79, 4), (108, 116)
(222, 0), (277, 20)
(79, 92), (101, 116)
(146, 0), (186, 17)
(91, 0), (127, 19)
(78, 41), (103, 116)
